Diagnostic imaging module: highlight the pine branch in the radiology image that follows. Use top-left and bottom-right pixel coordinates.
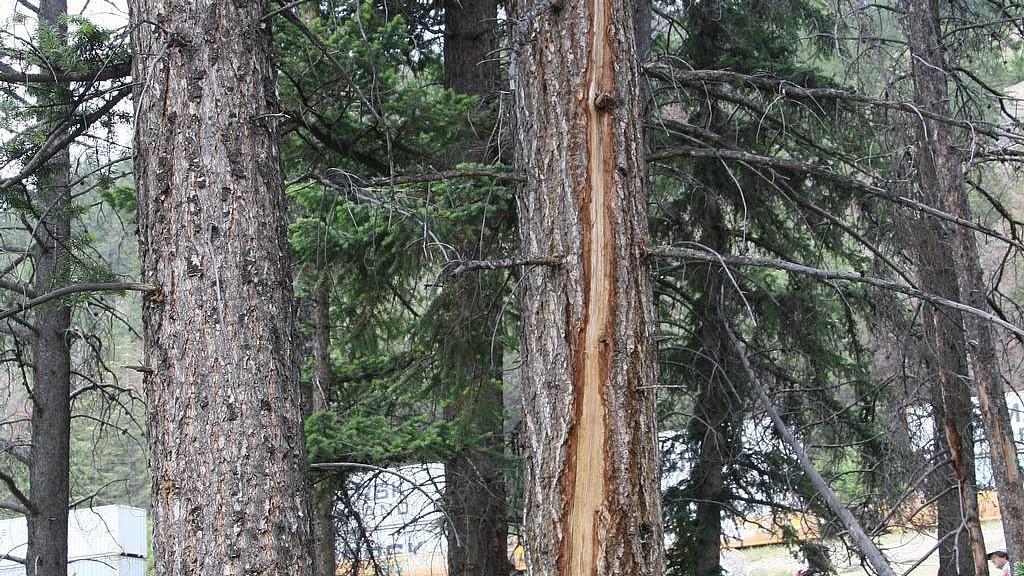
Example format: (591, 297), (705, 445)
(0, 282), (158, 321)
(0, 86), (131, 194)
(0, 61), (131, 84)
(649, 245), (1024, 339)
(644, 63), (1021, 144)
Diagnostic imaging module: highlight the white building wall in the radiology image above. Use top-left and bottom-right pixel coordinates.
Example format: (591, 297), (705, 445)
(0, 506), (146, 576)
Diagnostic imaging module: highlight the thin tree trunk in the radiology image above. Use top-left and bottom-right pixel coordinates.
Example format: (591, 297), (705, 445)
(509, 0), (664, 573)
(442, 3), (508, 575)
(25, 0), (72, 573)
(687, 183), (733, 576)
(311, 278), (336, 576)
(129, 0), (313, 572)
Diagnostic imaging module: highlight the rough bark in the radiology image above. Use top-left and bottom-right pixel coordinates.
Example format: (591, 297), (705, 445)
(442, 3), (508, 575)
(509, 0), (664, 573)
(25, 0), (72, 573)
(129, 0), (313, 573)
(443, 0), (498, 99)
(906, 1), (1024, 571)
(930, 379), (978, 576)
(913, 110), (985, 576)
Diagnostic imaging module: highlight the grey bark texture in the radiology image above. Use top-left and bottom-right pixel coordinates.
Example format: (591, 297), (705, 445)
(129, 0), (314, 573)
(26, 0), (72, 573)
(509, 0), (664, 573)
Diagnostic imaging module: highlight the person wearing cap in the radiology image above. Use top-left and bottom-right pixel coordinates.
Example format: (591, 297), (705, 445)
(988, 548), (1012, 576)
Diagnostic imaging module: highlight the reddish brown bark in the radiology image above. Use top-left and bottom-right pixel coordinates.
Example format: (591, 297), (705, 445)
(905, 1), (1024, 572)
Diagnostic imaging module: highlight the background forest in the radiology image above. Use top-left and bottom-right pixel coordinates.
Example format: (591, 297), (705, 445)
(0, 0), (1023, 575)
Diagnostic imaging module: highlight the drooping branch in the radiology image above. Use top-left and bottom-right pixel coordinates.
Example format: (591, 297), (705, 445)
(644, 63), (1021, 144)
(0, 439), (29, 467)
(0, 86), (132, 193)
(0, 469), (34, 514)
(0, 61), (131, 84)
(649, 145), (1024, 252)
(648, 245), (1024, 339)
(441, 255), (562, 278)
(300, 167), (526, 190)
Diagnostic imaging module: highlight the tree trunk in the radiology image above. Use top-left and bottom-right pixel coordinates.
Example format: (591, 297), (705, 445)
(25, 0), (72, 573)
(311, 279), (336, 576)
(906, 0), (1024, 565)
(129, 0), (313, 573)
(912, 133), (985, 576)
(443, 378), (507, 576)
(443, 0), (497, 100)
(906, 1), (1024, 571)
(930, 381), (978, 576)
(442, 3), (508, 575)
(509, 0), (664, 573)
(443, 0), (499, 165)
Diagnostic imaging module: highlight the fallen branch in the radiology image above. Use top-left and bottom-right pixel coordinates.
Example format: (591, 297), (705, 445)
(725, 322), (896, 576)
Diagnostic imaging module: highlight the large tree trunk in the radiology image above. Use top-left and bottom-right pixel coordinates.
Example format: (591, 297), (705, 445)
(129, 0), (313, 573)
(509, 0), (664, 573)
(441, 3), (508, 575)
(25, 1), (72, 573)
(906, 1), (1024, 571)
